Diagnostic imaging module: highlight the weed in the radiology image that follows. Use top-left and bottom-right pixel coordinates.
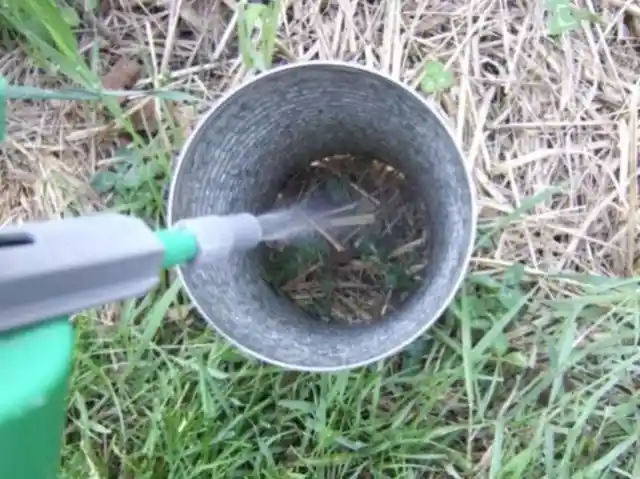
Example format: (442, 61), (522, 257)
(262, 155), (429, 325)
(547, 0), (602, 35)
(238, 0), (281, 72)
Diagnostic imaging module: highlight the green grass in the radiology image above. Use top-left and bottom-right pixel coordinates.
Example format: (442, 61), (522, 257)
(60, 272), (640, 477)
(2, 1), (640, 477)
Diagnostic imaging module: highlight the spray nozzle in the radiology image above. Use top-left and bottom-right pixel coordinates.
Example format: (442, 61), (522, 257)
(169, 214), (263, 265)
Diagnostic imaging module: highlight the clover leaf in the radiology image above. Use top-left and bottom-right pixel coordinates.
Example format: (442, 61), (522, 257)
(548, 0), (578, 35)
(420, 60), (453, 94)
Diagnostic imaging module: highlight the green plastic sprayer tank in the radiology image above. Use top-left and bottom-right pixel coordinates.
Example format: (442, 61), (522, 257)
(0, 212), (263, 478)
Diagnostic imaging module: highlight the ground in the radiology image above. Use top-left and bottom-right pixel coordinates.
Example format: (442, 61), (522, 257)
(2, 0), (640, 477)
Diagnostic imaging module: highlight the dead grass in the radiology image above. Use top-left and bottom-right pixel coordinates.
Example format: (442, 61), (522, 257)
(1, 0), (639, 279)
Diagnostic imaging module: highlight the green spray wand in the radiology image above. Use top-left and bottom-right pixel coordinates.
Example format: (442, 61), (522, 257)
(0, 211), (265, 478)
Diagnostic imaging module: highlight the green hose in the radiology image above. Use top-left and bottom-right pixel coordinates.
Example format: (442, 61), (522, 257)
(154, 227), (199, 269)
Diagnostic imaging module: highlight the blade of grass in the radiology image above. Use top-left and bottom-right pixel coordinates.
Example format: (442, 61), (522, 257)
(471, 290), (533, 360)
(4, 84), (197, 102)
(121, 280), (182, 379)
(489, 418), (505, 479)
(583, 435), (638, 477)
